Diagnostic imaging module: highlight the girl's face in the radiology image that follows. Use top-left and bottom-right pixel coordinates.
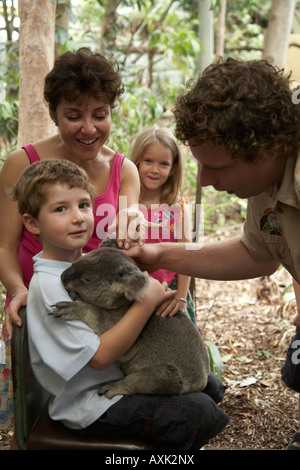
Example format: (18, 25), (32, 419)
(53, 94), (111, 162)
(24, 183), (94, 262)
(138, 142), (174, 192)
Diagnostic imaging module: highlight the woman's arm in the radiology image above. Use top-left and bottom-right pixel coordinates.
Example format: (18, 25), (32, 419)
(116, 157), (142, 248)
(0, 150), (31, 336)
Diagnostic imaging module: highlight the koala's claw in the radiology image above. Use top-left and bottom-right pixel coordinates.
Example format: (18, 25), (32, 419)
(52, 301), (75, 318)
(98, 381), (121, 398)
(56, 301), (74, 309)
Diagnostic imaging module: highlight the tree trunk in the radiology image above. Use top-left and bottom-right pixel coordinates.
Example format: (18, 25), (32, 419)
(193, 0), (214, 245)
(263, 0), (296, 68)
(215, 0), (226, 58)
(17, 0), (57, 148)
(2, 0), (19, 99)
(99, 0), (119, 54)
(197, 0), (214, 72)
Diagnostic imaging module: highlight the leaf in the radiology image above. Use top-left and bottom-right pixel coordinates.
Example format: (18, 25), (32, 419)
(261, 378), (275, 387)
(239, 377), (257, 387)
(0, 101), (13, 120)
(205, 340), (223, 382)
(237, 355), (253, 363)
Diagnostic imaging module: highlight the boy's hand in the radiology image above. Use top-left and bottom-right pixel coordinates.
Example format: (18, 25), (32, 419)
(141, 276), (176, 312)
(152, 281), (178, 318)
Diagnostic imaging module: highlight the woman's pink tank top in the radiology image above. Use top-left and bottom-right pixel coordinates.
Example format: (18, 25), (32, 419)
(7, 145), (124, 304)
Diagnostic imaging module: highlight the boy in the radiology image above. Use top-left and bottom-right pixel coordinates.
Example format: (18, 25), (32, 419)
(11, 159), (228, 450)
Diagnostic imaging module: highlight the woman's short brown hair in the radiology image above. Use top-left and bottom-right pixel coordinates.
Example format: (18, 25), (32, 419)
(173, 57), (300, 162)
(44, 47), (124, 113)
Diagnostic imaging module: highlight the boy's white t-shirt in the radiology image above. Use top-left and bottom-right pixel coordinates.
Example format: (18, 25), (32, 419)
(27, 252), (124, 430)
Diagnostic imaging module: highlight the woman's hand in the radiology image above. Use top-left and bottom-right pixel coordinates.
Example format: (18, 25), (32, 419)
(5, 290), (28, 340)
(108, 206), (161, 250)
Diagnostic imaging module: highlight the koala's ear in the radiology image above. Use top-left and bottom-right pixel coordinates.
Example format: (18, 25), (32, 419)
(101, 237), (119, 249)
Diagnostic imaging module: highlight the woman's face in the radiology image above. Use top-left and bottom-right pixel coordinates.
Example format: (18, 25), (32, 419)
(53, 94), (112, 161)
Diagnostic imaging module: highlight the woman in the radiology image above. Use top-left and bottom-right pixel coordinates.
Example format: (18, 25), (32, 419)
(0, 48), (143, 339)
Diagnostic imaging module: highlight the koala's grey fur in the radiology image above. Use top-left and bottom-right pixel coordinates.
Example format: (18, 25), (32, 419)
(53, 239), (209, 398)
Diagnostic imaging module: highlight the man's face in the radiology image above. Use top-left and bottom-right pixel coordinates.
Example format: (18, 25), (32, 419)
(190, 142), (287, 198)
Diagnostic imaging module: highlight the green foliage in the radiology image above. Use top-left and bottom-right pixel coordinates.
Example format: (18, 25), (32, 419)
(205, 340), (223, 381)
(110, 87), (165, 156)
(181, 153), (198, 199)
(257, 349), (271, 358)
(0, 41), (19, 155)
(201, 186), (247, 233)
(0, 99), (18, 155)
(224, 0), (272, 60)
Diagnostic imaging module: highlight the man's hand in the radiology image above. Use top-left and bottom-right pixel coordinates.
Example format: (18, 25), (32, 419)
(125, 243), (162, 272)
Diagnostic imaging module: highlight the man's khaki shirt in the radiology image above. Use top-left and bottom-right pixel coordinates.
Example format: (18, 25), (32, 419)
(240, 153), (300, 283)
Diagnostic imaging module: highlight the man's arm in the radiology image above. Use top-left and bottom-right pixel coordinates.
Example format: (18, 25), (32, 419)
(127, 237), (280, 281)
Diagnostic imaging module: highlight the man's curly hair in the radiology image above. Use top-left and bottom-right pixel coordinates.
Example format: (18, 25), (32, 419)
(173, 58), (300, 162)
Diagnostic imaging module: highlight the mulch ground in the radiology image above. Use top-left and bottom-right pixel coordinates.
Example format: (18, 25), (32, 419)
(198, 269), (299, 450)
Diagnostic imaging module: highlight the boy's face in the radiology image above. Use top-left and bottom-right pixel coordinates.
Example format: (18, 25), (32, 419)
(24, 183), (94, 262)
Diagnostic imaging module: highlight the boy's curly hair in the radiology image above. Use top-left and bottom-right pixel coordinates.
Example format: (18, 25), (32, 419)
(10, 159), (95, 219)
(173, 58), (300, 162)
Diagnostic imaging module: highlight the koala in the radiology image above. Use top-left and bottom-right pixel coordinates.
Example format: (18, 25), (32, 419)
(53, 239), (210, 398)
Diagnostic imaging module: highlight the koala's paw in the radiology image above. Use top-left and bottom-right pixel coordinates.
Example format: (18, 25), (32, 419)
(98, 381), (127, 399)
(52, 300), (80, 321)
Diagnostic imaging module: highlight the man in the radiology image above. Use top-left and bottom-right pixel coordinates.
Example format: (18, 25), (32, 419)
(128, 58), (300, 449)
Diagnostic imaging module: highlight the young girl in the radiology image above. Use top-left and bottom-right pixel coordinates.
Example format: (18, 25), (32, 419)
(131, 127), (196, 325)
